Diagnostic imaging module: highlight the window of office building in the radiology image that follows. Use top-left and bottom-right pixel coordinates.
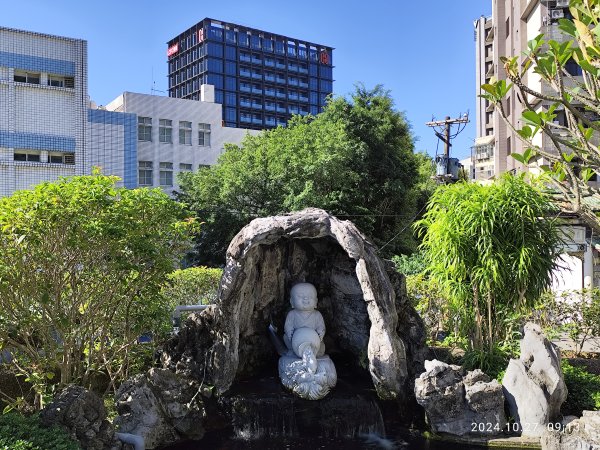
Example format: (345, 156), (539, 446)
(139, 161), (153, 186)
(47, 74), (74, 88)
(14, 70), (40, 84)
(159, 119), (173, 143)
(198, 123), (211, 146)
(14, 150), (41, 162)
(179, 121), (192, 145)
(160, 162), (173, 186)
(180, 163), (193, 171)
(48, 152), (75, 164)
(138, 117), (152, 141)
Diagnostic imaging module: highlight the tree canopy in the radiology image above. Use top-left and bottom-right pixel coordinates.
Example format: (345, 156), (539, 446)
(415, 175), (562, 350)
(481, 0), (600, 232)
(178, 85), (423, 264)
(0, 174), (195, 408)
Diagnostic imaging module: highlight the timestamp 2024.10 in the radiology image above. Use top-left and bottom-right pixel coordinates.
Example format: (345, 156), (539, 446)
(471, 421), (574, 433)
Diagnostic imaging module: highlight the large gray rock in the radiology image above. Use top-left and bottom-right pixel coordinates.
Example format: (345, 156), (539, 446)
(502, 322), (568, 437)
(541, 410), (600, 450)
(114, 368), (205, 449)
(414, 359), (506, 436)
(162, 208), (426, 401)
(40, 385), (124, 450)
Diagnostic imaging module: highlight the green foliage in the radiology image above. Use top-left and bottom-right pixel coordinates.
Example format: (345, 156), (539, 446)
(163, 266), (223, 306)
(481, 0), (600, 233)
(462, 345), (513, 381)
(0, 174), (196, 409)
(562, 360), (600, 416)
(416, 174), (562, 350)
(405, 273), (448, 342)
(392, 252), (427, 276)
(178, 84), (423, 264)
(0, 413), (80, 449)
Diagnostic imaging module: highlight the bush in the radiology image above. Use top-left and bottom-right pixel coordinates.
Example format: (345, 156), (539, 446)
(0, 412), (80, 449)
(405, 273), (448, 342)
(392, 252), (426, 276)
(462, 344), (514, 381)
(163, 267), (223, 306)
(0, 174), (196, 409)
(562, 360), (600, 416)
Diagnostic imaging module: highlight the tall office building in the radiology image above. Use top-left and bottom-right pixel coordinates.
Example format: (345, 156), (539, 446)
(473, 1), (599, 289)
(0, 26), (88, 196)
(167, 18), (334, 130)
(473, 1), (566, 180)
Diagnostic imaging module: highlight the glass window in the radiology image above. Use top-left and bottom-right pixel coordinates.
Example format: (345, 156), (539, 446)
(215, 89), (223, 104)
(180, 163), (193, 171)
(225, 45), (237, 60)
(225, 92), (237, 105)
(208, 26), (223, 41)
(263, 39), (274, 52)
(179, 121), (192, 145)
(198, 123), (211, 146)
(138, 161), (153, 186)
(207, 74), (223, 89)
(207, 42), (223, 58)
(207, 58), (223, 73)
(320, 79), (332, 92)
(225, 61), (237, 75)
(251, 35), (261, 50)
(275, 41), (285, 54)
(159, 119), (172, 143)
(320, 66), (332, 78)
(225, 76), (236, 91)
(238, 32), (249, 47)
(14, 150), (41, 162)
(225, 107), (236, 122)
(138, 117), (152, 141)
(225, 30), (236, 44)
(159, 162), (173, 186)
(14, 70), (40, 84)
(310, 78), (318, 90)
(47, 75), (74, 88)
(310, 91), (318, 105)
(287, 42), (296, 57)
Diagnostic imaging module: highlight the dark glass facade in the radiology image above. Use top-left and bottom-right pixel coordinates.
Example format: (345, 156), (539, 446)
(167, 18), (333, 130)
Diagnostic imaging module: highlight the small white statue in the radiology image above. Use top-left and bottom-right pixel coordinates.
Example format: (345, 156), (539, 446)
(278, 282), (337, 400)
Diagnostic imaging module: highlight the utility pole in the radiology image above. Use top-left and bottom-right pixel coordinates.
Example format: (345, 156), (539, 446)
(426, 114), (469, 182)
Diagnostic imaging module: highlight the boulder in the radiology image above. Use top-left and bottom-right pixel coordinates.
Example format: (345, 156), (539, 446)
(40, 385), (123, 450)
(114, 368), (205, 449)
(161, 208), (426, 401)
(541, 410), (600, 450)
(502, 322), (568, 437)
(414, 359), (506, 436)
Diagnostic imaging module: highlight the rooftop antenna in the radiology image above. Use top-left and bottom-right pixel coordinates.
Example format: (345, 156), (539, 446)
(425, 112), (469, 183)
(150, 67), (165, 96)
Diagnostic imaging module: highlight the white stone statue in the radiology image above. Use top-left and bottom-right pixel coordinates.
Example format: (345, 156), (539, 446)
(278, 283), (337, 400)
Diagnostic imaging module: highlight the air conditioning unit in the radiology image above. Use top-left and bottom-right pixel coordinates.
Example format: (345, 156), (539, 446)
(551, 9), (565, 19)
(556, 0), (569, 7)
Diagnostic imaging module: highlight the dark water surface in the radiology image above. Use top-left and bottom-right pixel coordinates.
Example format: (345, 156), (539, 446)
(164, 362), (518, 450)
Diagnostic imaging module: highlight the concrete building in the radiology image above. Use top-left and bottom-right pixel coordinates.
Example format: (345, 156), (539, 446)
(0, 26), (87, 196)
(167, 18), (334, 130)
(104, 87), (258, 194)
(474, 1), (599, 290)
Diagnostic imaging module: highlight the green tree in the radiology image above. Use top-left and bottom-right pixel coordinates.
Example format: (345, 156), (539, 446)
(178, 84), (421, 264)
(415, 175), (562, 350)
(163, 266), (223, 306)
(0, 174), (196, 408)
(481, 0), (600, 232)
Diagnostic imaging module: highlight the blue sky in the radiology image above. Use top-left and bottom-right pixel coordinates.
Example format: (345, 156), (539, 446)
(3, 0), (491, 160)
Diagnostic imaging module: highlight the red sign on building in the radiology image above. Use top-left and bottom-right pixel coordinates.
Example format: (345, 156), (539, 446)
(319, 51), (329, 65)
(167, 43), (179, 57)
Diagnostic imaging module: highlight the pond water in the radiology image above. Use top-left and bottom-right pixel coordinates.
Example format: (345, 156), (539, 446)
(162, 368), (520, 450)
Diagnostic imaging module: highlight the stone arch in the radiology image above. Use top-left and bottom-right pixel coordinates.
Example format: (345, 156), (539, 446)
(210, 208), (413, 399)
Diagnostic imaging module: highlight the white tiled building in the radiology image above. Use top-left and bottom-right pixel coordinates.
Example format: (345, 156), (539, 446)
(104, 87), (258, 194)
(0, 26), (87, 196)
(0, 26), (258, 197)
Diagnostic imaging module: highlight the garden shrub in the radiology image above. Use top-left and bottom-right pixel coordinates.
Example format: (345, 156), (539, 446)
(562, 360), (600, 416)
(0, 412), (80, 449)
(163, 266), (223, 306)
